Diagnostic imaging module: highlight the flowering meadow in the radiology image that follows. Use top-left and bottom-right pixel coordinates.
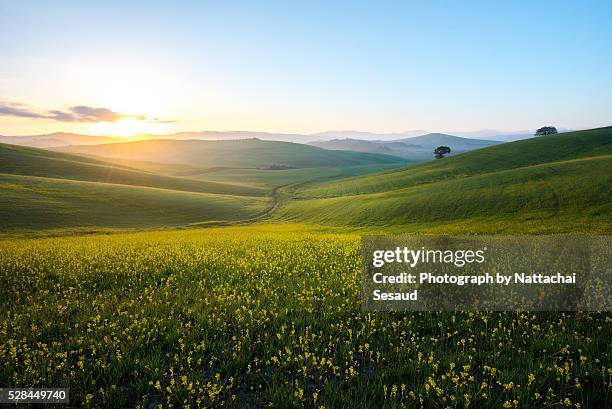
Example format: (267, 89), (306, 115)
(0, 226), (609, 408)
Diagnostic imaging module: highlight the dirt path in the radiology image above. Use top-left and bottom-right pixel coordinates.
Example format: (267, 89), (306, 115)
(189, 183), (291, 228)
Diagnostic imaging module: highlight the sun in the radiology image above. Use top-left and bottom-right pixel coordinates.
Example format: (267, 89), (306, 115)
(89, 118), (174, 137)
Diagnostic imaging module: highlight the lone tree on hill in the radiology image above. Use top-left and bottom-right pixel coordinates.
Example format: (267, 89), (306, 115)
(535, 126), (558, 136)
(434, 146), (451, 159)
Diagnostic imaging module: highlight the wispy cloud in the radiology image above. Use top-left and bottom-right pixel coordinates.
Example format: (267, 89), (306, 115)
(150, 117), (176, 124)
(0, 102), (148, 123)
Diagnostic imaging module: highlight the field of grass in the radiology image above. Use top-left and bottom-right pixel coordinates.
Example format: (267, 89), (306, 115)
(0, 174), (270, 232)
(1, 225), (609, 408)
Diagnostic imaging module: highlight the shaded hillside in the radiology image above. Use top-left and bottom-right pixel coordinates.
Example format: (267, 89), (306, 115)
(0, 174), (269, 232)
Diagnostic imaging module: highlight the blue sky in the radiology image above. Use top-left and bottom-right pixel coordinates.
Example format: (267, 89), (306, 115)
(0, 0), (611, 135)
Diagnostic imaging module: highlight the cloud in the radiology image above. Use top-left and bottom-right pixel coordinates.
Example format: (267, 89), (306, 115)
(0, 103), (48, 119)
(0, 102), (148, 123)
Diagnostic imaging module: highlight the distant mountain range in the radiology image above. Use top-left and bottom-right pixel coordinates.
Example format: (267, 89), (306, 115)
(0, 132), (121, 148)
(309, 133), (501, 161)
(0, 128), (559, 149)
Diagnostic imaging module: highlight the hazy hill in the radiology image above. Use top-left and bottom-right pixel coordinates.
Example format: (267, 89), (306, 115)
(0, 132), (121, 148)
(276, 127), (612, 232)
(310, 133), (500, 161)
(308, 138), (397, 155)
(54, 138), (407, 168)
(395, 133), (499, 149)
(0, 129), (536, 149)
(311, 130), (428, 141)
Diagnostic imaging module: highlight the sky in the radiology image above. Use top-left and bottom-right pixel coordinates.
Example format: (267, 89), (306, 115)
(1, 0), (611, 136)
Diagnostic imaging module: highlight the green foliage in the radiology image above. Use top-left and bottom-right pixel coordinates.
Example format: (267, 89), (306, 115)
(434, 145), (451, 159)
(535, 126), (558, 136)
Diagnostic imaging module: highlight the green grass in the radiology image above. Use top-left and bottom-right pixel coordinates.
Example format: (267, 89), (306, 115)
(0, 142), (267, 197)
(0, 173), (270, 232)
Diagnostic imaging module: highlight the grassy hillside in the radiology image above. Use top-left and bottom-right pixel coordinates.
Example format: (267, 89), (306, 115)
(296, 127), (612, 198)
(55, 138), (407, 168)
(275, 127), (612, 232)
(0, 173), (269, 232)
(0, 143), (267, 196)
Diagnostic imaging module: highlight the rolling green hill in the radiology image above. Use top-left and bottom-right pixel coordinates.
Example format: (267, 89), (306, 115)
(2, 127), (610, 234)
(0, 143), (267, 197)
(275, 127), (612, 232)
(54, 138), (407, 168)
(0, 173), (270, 232)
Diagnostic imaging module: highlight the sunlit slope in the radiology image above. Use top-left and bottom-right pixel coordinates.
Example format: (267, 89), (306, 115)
(276, 127), (612, 232)
(0, 174), (270, 231)
(295, 127), (612, 198)
(55, 138), (407, 168)
(0, 143), (266, 196)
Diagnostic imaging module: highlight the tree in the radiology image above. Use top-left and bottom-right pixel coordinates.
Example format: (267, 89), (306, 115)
(535, 126), (558, 136)
(434, 146), (451, 159)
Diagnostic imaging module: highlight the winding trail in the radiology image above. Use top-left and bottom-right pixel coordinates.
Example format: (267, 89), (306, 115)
(189, 183), (291, 228)
(239, 183), (290, 223)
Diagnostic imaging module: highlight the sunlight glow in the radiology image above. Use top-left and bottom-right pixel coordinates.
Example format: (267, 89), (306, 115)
(89, 118), (174, 137)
